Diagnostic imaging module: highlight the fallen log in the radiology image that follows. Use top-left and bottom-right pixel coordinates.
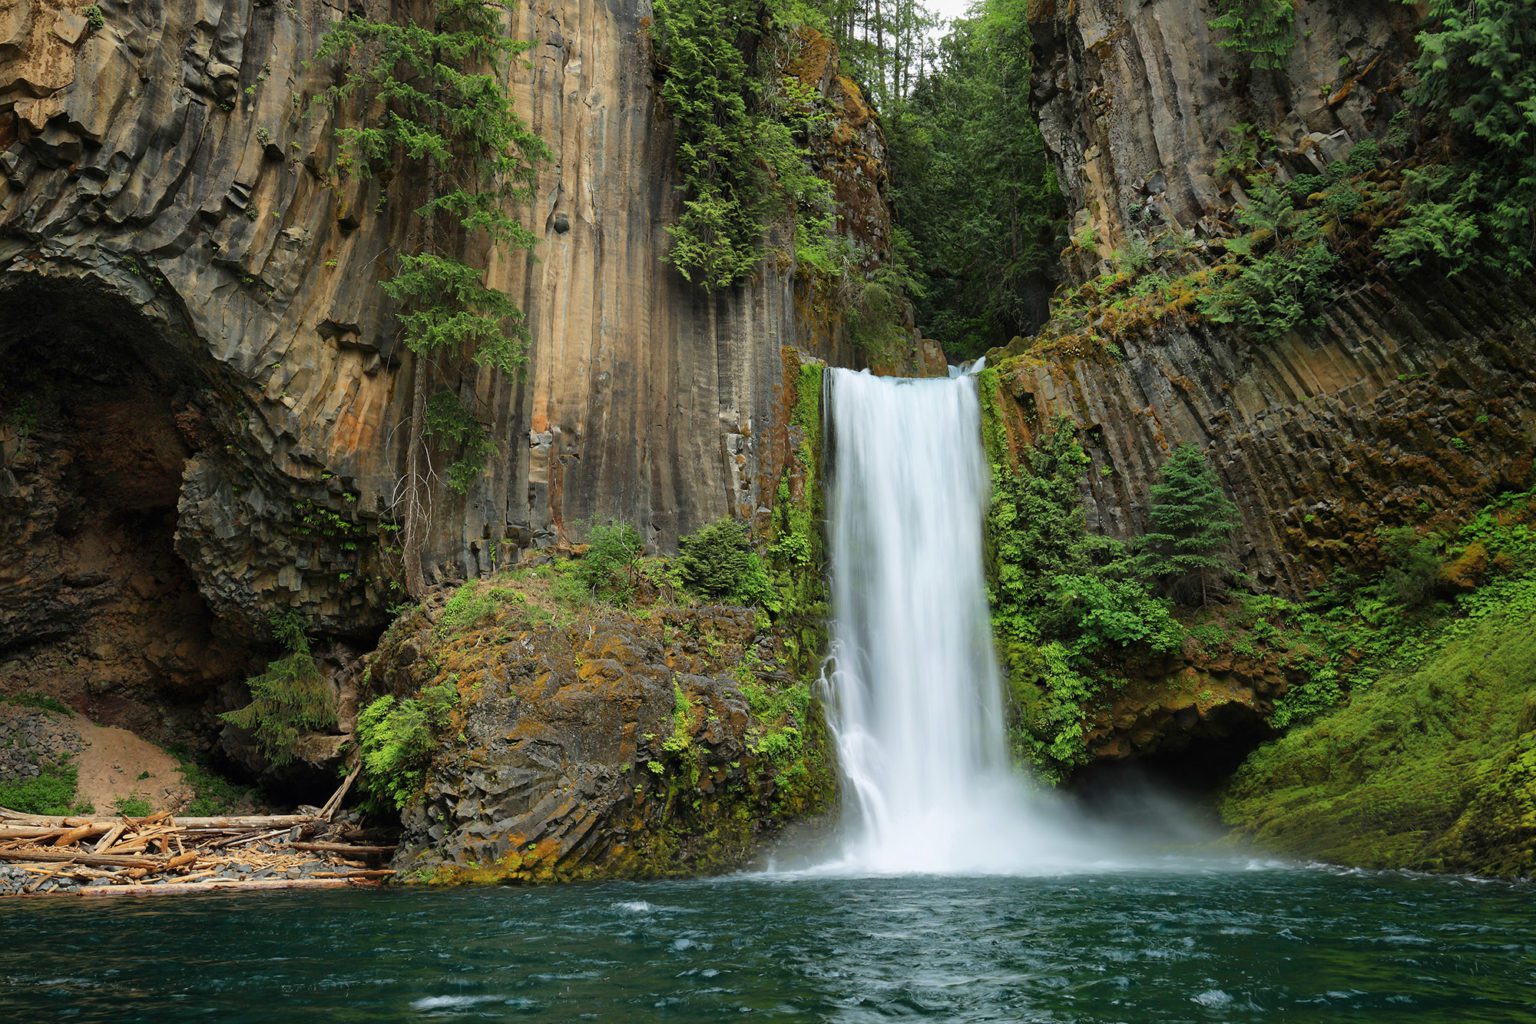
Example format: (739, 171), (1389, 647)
(74, 877), (381, 897)
(0, 827), (74, 841)
(0, 849), (159, 869)
(0, 810), (318, 831)
(91, 824), (126, 854)
(51, 823), (101, 847)
(312, 869), (396, 879)
(287, 842), (397, 856)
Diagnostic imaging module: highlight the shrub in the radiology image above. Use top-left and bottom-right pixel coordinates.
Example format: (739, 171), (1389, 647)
(574, 522), (645, 604)
(1378, 527), (1442, 611)
(83, 5), (104, 30)
(0, 759), (83, 816)
(356, 681), (459, 811)
(1386, 0), (1536, 275)
(677, 518), (775, 607)
(219, 612), (336, 768)
(435, 582), (501, 637)
(113, 794), (153, 817)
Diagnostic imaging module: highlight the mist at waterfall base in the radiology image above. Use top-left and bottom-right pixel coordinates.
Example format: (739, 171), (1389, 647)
(782, 366), (1218, 876)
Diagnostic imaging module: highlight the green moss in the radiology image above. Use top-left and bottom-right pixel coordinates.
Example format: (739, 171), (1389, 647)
(769, 359), (827, 627)
(1222, 583), (1536, 876)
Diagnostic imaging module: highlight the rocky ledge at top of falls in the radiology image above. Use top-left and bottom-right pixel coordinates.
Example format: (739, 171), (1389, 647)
(367, 575), (835, 885)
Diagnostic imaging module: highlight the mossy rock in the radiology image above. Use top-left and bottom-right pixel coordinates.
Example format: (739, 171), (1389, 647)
(1221, 596), (1536, 876)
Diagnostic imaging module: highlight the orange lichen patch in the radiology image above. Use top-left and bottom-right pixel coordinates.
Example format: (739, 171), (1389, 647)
(1440, 541), (1490, 591)
(785, 26), (836, 87)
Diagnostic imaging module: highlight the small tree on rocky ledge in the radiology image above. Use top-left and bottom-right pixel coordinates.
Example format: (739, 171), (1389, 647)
(314, 0), (549, 596)
(1133, 443), (1240, 607)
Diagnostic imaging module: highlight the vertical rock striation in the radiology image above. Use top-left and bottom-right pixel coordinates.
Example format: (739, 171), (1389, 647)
(0, 1), (897, 729)
(1009, 0), (1536, 593)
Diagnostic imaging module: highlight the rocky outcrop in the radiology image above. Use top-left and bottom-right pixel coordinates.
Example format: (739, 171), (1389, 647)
(1031, 0), (1418, 277)
(0, 2), (896, 738)
(989, 272), (1536, 594)
(372, 578), (833, 883)
(1085, 649), (1292, 767)
(1010, 0), (1536, 595)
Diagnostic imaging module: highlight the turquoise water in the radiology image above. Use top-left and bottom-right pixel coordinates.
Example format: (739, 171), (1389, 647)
(2, 866), (1532, 1022)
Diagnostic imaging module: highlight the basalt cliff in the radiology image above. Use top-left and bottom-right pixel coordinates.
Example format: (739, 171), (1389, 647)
(1, 0), (1532, 880)
(0, 0), (910, 754)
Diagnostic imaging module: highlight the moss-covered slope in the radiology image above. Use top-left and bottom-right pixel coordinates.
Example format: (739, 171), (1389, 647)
(1222, 585), (1536, 876)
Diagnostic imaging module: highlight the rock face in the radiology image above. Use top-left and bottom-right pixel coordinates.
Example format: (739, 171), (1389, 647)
(0, 2), (894, 732)
(1013, 0), (1536, 595)
(372, 580), (833, 883)
(1031, 0), (1418, 275)
(989, 273), (1536, 594)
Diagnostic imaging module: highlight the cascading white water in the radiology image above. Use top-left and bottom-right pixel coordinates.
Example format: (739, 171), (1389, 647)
(820, 367), (1106, 874)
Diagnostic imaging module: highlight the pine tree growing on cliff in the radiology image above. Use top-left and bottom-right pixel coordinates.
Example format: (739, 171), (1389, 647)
(314, 0), (549, 596)
(1133, 443), (1240, 607)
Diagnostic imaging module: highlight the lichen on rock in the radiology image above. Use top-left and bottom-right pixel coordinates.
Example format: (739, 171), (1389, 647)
(366, 566), (835, 885)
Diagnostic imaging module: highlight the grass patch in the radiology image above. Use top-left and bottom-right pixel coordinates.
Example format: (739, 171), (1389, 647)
(1, 692), (71, 716)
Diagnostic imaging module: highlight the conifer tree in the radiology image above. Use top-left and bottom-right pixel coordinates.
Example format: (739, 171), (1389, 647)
(1133, 443), (1240, 606)
(315, 0), (549, 595)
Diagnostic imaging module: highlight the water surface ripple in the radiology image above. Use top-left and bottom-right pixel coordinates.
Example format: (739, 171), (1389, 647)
(3, 867), (1532, 1022)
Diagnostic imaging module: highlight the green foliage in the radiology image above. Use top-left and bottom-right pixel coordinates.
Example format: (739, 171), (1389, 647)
(1223, 586), (1536, 876)
(678, 518), (776, 608)
(883, 0), (1063, 358)
(356, 681), (460, 811)
(1208, 0), (1295, 70)
(1263, 486), (1536, 728)
(177, 758), (257, 817)
(1005, 642), (1099, 780)
(1384, 0), (1536, 275)
(113, 794), (153, 818)
(650, 0), (848, 288)
(436, 580), (503, 637)
(573, 523), (645, 604)
(219, 612), (336, 768)
(988, 416), (1095, 638)
(982, 414), (1181, 779)
(82, 5), (104, 30)
(1132, 444), (1240, 605)
(1378, 526), (1442, 610)
(768, 361), (826, 620)
(737, 672), (826, 814)
(314, 0), (549, 489)
(1046, 573), (1185, 656)
(1, 692), (70, 716)
(1199, 174), (1338, 339)
(0, 759), (81, 816)
(423, 390), (498, 494)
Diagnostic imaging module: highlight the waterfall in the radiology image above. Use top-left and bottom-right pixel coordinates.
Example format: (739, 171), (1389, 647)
(819, 367), (1100, 874)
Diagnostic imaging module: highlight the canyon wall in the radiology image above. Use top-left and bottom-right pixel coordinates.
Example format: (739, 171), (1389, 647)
(0, 0), (893, 733)
(1016, 0), (1535, 594)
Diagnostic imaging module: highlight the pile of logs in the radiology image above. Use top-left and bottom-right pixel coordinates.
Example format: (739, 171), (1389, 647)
(0, 803), (398, 897)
